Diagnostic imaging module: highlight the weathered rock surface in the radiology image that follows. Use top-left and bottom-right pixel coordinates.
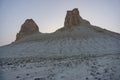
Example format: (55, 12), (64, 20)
(16, 19), (39, 40)
(64, 8), (81, 27)
(64, 8), (91, 28)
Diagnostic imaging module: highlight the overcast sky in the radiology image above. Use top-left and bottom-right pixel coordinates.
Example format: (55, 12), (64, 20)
(0, 0), (120, 46)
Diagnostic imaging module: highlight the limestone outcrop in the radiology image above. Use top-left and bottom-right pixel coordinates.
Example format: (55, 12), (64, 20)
(64, 8), (81, 27)
(16, 19), (39, 40)
(64, 8), (90, 28)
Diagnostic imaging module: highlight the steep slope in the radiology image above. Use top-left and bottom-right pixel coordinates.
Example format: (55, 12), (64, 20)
(0, 8), (120, 80)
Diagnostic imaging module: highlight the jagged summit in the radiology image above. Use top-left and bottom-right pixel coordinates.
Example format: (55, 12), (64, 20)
(64, 8), (90, 28)
(16, 19), (39, 40)
(16, 8), (91, 41)
(56, 8), (91, 32)
(64, 8), (81, 27)
(15, 8), (119, 42)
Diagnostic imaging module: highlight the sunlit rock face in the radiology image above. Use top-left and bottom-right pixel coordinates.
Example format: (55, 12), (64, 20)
(64, 8), (81, 27)
(57, 8), (90, 32)
(16, 19), (39, 40)
(64, 8), (90, 28)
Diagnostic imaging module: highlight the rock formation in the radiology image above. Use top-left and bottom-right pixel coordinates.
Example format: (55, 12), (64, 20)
(16, 19), (39, 40)
(16, 8), (91, 40)
(64, 8), (90, 28)
(64, 8), (81, 27)
(56, 8), (90, 32)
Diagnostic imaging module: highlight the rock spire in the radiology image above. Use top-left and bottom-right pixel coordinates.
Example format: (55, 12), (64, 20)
(64, 8), (81, 27)
(16, 19), (39, 40)
(64, 8), (90, 28)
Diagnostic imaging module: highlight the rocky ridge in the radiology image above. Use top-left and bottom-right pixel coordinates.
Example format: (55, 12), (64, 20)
(15, 8), (92, 41)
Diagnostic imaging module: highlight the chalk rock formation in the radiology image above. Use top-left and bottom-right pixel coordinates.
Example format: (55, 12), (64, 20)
(64, 8), (90, 28)
(64, 8), (81, 27)
(16, 19), (39, 40)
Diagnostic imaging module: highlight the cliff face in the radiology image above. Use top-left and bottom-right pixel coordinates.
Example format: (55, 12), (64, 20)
(16, 19), (39, 40)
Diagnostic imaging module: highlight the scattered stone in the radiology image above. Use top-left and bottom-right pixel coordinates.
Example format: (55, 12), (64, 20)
(34, 77), (46, 80)
(104, 68), (108, 73)
(61, 76), (65, 78)
(96, 72), (100, 75)
(86, 77), (88, 80)
(16, 76), (20, 78)
(26, 73), (29, 76)
(98, 78), (101, 80)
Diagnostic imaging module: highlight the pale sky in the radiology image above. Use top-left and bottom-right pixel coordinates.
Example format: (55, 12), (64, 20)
(0, 0), (120, 46)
